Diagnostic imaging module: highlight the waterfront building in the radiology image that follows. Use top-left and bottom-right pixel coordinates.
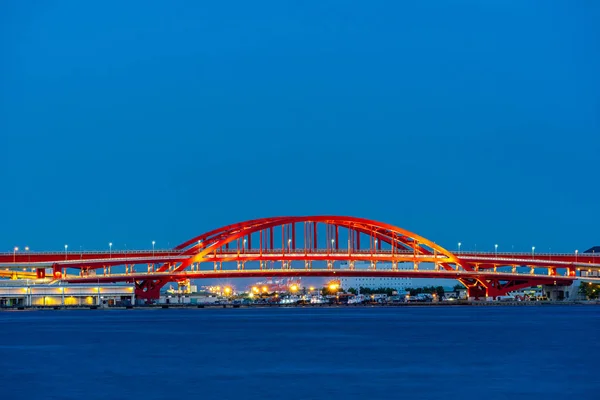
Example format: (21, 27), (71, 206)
(338, 262), (457, 291)
(0, 280), (135, 307)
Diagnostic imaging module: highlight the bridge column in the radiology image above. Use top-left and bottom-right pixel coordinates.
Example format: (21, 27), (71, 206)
(466, 280), (502, 301)
(36, 268), (45, 279)
(392, 262), (397, 271)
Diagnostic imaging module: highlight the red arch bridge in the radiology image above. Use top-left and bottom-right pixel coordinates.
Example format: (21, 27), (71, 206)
(2, 216), (599, 301)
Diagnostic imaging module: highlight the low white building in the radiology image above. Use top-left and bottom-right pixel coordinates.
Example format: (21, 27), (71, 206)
(340, 276), (412, 292)
(0, 280), (135, 307)
(338, 262), (457, 291)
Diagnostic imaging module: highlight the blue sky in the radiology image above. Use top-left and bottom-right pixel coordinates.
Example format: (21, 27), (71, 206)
(1, 1), (599, 255)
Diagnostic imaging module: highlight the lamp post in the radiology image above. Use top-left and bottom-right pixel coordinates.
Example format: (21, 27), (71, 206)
(458, 242), (461, 254)
(575, 249), (578, 263)
(152, 241), (156, 257)
(64, 244), (68, 260)
(13, 247), (18, 263)
(109, 242), (112, 258)
(495, 244), (498, 258)
(531, 246), (535, 259)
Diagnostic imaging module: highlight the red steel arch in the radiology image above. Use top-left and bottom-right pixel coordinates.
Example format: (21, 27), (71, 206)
(135, 216), (470, 299)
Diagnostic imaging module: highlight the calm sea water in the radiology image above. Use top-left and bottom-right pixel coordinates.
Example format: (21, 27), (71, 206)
(1, 306), (598, 399)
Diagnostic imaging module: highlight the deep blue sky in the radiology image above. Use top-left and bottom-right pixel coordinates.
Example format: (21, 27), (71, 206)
(1, 1), (598, 254)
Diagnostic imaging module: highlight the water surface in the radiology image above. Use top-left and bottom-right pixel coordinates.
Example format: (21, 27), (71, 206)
(1, 306), (598, 399)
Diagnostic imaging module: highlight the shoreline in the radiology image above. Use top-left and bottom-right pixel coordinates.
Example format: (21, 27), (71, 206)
(2, 300), (599, 311)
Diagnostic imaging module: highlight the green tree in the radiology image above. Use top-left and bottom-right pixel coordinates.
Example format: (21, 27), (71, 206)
(348, 288), (357, 295)
(436, 286), (445, 297)
(579, 282), (600, 299)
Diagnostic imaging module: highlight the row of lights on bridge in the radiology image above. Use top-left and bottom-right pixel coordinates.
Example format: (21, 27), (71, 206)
(457, 242), (581, 258)
(12, 241), (160, 262)
(11, 242), (585, 260)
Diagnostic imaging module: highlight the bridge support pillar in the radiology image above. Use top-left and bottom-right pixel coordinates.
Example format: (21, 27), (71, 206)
(52, 264), (62, 279)
(36, 268), (45, 279)
(135, 279), (167, 303)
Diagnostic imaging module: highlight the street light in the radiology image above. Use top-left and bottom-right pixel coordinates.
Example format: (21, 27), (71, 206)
(64, 244), (68, 260)
(458, 242), (461, 254)
(25, 246), (31, 263)
(152, 241), (156, 257)
(109, 242), (112, 258)
(531, 246), (535, 258)
(575, 249), (578, 263)
(13, 247), (18, 263)
(495, 244), (498, 258)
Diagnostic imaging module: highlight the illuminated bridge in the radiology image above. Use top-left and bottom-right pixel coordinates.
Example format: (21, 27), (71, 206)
(2, 216), (599, 301)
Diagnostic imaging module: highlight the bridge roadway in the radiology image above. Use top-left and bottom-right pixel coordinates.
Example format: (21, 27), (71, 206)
(1, 250), (599, 269)
(60, 268), (586, 286)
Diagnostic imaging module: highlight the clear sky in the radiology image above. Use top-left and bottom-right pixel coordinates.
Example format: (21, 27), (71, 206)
(1, 1), (598, 255)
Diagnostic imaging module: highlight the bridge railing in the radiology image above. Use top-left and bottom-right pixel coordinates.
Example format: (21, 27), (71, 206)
(2, 248), (598, 257)
(0, 249), (177, 256)
(456, 251), (599, 257)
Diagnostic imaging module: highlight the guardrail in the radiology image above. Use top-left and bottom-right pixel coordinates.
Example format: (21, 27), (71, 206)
(0, 249), (177, 256)
(2, 248), (598, 256)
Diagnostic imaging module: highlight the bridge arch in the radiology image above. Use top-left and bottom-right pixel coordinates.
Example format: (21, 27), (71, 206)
(137, 216), (566, 301)
(176, 216), (464, 266)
